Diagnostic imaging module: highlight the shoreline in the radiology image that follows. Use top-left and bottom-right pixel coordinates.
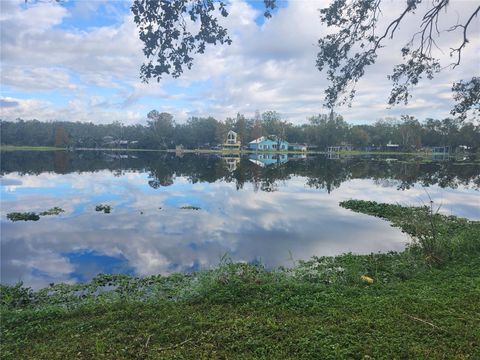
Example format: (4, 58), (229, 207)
(0, 145), (460, 157)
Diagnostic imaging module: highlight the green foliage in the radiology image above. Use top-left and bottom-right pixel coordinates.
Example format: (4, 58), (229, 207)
(1, 258), (479, 358)
(6, 207), (65, 222)
(39, 207), (65, 216)
(316, 0), (479, 117)
(340, 199), (480, 264)
(452, 77), (480, 120)
(146, 110), (175, 149)
(2, 115), (480, 152)
(0, 283), (35, 308)
(95, 204), (111, 214)
(131, 0), (232, 81)
(6, 212), (40, 222)
(131, 0), (277, 82)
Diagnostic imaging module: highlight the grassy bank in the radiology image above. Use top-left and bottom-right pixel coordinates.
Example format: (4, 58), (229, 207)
(0, 145), (66, 151)
(1, 201), (479, 359)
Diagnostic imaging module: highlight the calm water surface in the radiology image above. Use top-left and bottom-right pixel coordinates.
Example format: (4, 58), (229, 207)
(1, 151), (479, 288)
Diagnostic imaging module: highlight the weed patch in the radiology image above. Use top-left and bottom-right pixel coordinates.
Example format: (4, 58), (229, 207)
(95, 204), (112, 213)
(6, 207), (65, 222)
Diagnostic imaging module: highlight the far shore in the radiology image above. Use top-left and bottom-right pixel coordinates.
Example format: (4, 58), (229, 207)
(0, 145), (458, 157)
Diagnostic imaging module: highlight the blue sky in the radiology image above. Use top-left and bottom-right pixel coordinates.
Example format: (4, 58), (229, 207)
(1, 0), (479, 125)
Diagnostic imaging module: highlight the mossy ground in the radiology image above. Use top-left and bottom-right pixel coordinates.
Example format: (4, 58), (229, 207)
(1, 201), (479, 359)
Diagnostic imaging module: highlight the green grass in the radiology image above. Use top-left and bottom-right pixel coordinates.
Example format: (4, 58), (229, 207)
(0, 145), (66, 151)
(337, 149), (436, 155)
(1, 201), (479, 359)
(1, 145), (457, 157)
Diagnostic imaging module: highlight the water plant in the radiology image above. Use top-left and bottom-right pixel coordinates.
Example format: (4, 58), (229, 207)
(95, 204), (111, 214)
(6, 212), (40, 222)
(39, 207), (65, 216)
(6, 207), (65, 222)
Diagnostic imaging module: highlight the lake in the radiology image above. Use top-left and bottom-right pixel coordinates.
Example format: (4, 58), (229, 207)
(1, 150), (479, 288)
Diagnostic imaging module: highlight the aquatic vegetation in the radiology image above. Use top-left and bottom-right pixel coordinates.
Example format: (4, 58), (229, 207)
(340, 200), (480, 264)
(6, 207), (65, 222)
(6, 212), (40, 222)
(180, 205), (201, 210)
(39, 207), (65, 216)
(95, 204), (112, 214)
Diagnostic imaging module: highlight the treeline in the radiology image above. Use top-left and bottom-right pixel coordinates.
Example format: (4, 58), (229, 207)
(1, 111), (479, 150)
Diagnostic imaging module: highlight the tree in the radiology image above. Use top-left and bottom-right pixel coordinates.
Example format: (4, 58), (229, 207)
(316, 0), (479, 120)
(307, 112), (348, 148)
(147, 110), (175, 148)
(398, 116), (422, 149)
(131, 0), (276, 81)
(350, 126), (370, 148)
(251, 118), (263, 140)
(233, 113), (248, 144)
(131, 0), (479, 120)
(261, 111), (286, 138)
(54, 125), (69, 147)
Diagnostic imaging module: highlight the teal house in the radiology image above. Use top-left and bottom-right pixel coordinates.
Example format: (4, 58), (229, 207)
(248, 136), (289, 151)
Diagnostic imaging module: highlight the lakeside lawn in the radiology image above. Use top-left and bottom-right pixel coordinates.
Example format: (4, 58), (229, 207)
(0, 145), (449, 157)
(1, 201), (479, 359)
(0, 145), (66, 151)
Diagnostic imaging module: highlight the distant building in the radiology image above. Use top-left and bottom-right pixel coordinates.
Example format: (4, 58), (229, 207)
(248, 136), (289, 151)
(431, 146), (450, 154)
(431, 145), (451, 161)
(327, 142), (353, 152)
(102, 136), (138, 148)
(103, 136), (114, 144)
(223, 130), (241, 150)
(288, 143), (307, 152)
(385, 141), (400, 151)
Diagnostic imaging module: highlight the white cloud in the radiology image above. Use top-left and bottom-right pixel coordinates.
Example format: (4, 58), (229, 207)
(0, 0), (479, 124)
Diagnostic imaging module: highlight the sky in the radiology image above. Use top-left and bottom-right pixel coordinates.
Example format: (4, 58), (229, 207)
(0, 0), (479, 125)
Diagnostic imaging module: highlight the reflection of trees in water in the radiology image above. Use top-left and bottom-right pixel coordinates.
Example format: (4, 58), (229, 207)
(1, 151), (479, 192)
(53, 151), (70, 174)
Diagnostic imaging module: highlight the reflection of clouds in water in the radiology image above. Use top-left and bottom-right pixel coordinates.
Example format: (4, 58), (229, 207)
(1, 170), (478, 288)
(0, 177), (23, 191)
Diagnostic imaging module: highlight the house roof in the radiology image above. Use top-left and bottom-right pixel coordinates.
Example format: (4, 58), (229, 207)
(249, 136), (266, 144)
(249, 136), (288, 144)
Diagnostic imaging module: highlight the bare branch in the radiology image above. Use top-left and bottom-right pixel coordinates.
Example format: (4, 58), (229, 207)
(449, 6), (480, 68)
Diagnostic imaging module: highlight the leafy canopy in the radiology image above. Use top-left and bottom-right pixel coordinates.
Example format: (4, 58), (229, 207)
(130, 0), (479, 119)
